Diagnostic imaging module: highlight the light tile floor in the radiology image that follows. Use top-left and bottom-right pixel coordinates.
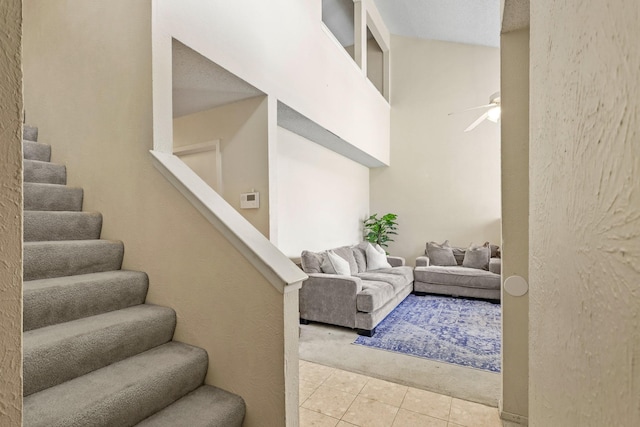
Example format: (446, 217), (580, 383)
(299, 360), (503, 427)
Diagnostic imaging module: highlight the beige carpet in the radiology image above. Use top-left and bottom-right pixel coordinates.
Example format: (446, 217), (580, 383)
(298, 322), (501, 407)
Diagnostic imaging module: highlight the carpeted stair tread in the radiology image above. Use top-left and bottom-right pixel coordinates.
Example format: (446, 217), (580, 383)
(23, 270), (148, 331)
(24, 159), (66, 185)
(23, 342), (208, 427)
(24, 124), (38, 141)
(135, 385), (245, 427)
(24, 304), (176, 396)
(24, 240), (124, 281)
(23, 140), (51, 162)
(24, 211), (102, 242)
(24, 182), (83, 211)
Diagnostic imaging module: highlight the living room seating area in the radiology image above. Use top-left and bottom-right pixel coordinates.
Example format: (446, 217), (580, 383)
(299, 242), (414, 337)
(414, 240), (502, 301)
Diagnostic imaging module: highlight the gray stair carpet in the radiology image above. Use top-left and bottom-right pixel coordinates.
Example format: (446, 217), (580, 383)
(23, 240), (124, 281)
(136, 385), (246, 427)
(24, 124), (38, 141)
(22, 125), (245, 426)
(24, 211), (102, 242)
(24, 159), (67, 185)
(24, 182), (83, 211)
(23, 342), (208, 427)
(23, 271), (148, 331)
(24, 140), (51, 162)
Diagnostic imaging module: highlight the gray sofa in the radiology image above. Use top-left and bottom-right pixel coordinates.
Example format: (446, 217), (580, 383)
(414, 241), (501, 301)
(299, 243), (414, 336)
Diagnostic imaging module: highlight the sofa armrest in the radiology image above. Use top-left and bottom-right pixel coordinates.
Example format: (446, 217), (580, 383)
(299, 273), (363, 328)
(387, 256), (405, 267)
(416, 256), (430, 267)
(489, 257), (501, 275)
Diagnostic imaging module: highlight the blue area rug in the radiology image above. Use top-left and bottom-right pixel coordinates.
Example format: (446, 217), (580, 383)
(354, 294), (501, 372)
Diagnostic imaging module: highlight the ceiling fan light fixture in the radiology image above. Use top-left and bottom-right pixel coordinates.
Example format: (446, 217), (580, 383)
(487, 106), (501, 122)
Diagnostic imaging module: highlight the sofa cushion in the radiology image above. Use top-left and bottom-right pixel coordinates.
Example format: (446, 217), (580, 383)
(414, 266), (500, 290)
(321, 250), (351, 276)
(462, 242), (491, 270)
(426, 241), (457, 266)
(354, 266), (414, 292)
(333, 246), (358, 274)
(301, 246), (358, 275)
(452, 246), (466, 265)
(300, 250), (323, 274)
(365, 243), (392, 270)
(351, 243), (368, 273)
(356, 280), (396, 313)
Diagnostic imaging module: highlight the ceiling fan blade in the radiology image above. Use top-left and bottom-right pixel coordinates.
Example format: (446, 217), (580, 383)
(464, 111), (489, 132)
(448, 103), (494, 115)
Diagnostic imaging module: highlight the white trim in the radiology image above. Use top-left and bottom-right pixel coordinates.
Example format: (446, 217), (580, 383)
(173, 139), (219, 156)
(499, 400), (529, 425)
(320, 23), (362, 73)
(150, 150), (307, 294)
(173, 139), (224, 194)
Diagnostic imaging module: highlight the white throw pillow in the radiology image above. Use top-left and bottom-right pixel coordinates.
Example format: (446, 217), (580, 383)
(321, 250), (351, 276)
(365, 243), (392, 271)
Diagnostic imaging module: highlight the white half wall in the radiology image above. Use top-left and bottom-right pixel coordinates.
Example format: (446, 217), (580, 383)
(153, 0), (390, 165)
(276, 127), (370, 258)
(371, 35), (501, 263)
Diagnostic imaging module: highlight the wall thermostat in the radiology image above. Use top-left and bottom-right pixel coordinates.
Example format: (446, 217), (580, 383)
(240, 192), (259, 209)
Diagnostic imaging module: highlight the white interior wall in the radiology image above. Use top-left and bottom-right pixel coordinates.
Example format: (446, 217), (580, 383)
(0, 0), (23, 423)
(153, 0), (390, 165)
(173, 97), (270, 237)
(276, 127), (370, 258)
(371, 35), (501, 263)
(530, 1), (640, 425)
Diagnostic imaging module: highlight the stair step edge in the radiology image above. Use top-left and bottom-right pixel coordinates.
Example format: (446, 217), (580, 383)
(23, 342), (208, 427)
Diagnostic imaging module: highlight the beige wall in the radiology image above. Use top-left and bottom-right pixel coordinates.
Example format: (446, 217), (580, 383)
(275, 127), (370, 257)
(0, 0), (23, 424)
(173, 97), (270, 237)
(530, 1), (640, 425)
(23, 1), (290, 425)
(371, 35), (501, 263)
(500, 27), (529, 422)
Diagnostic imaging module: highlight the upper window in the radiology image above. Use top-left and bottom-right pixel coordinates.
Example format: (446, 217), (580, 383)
(322, 0), (355, 60)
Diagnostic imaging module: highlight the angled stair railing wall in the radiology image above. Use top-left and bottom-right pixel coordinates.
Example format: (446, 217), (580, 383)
(22, 125), (247, 426)
(149, 151), (306, 294)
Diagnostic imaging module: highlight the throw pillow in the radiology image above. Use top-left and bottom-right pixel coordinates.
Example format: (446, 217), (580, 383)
(321, 250), (352, 276)
(352, 243), (368, 273)
(462, 242), (491, 270)
(365, 243), (392, 270)
(426, 240), (457, 266)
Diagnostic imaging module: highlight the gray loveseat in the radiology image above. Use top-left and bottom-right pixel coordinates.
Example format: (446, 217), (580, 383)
(414, 241), (501, 301)
(299, 243), (414, 336)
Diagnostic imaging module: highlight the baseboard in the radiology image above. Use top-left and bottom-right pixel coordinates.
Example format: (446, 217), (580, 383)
(498, 400), (529, 425)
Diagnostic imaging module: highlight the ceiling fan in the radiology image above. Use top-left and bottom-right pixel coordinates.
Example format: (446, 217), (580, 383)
(449, 91), (501, 132)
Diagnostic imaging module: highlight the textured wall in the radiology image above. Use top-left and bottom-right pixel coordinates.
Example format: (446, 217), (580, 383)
(0, 0), (23, 424)
(530, 1), (640, 424)
(371, 35), (501, 263)
(23, 1), (290, 425)
(500, 27), (529, 422)
(275, 127), (370, 257)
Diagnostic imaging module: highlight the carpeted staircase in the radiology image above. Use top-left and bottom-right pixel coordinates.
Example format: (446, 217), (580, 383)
(22, 125), (246, 427)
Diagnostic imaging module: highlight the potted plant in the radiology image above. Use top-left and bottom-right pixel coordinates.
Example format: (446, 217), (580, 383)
(363, 213), (398, 252)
